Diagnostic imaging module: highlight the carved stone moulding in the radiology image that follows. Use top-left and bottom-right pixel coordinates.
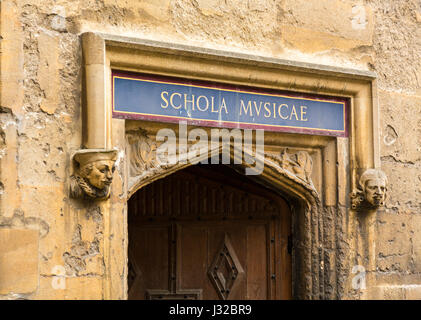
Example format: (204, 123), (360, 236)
(350, 169), (388, 211)
(126, 129), (159, 177)
(125, 128), (319, 203)
(70, 149), (118, 201)
(266, 148), (314, 188)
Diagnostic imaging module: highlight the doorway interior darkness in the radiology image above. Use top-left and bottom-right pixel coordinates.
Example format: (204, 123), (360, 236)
(127, 164), (292, 300)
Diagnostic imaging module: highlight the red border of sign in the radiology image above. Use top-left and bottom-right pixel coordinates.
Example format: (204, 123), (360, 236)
(111, 70), (349, 137)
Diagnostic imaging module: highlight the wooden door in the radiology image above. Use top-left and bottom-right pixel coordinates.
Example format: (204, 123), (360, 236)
(128, 165), (291, 300)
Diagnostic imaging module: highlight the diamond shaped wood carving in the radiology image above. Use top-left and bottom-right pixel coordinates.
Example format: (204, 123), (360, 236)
(208, 234), (245, 300)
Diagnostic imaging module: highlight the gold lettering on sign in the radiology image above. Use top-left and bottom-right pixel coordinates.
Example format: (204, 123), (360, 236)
(253, 101), (262, 116)
(184, 94), (195, 111)
(290, 105), (299, 121)
(220, 98), (228, 114)
(160, 92), (311, 123)
(170, 92), (182, 109)
(300, 106), (308, 121)
(160, 91), (169, 108)
(211, 96), (219, 113)
(197, 95), (209, 111)
(278, 104), (288, 120)
(240, 100), (252, 116)
(264, 103), (271, 118)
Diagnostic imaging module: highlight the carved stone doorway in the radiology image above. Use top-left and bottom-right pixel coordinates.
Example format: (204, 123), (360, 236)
(127, 164), (292, 300)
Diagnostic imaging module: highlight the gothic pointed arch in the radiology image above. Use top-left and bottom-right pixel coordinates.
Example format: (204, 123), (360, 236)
(125, 128), (324, 299)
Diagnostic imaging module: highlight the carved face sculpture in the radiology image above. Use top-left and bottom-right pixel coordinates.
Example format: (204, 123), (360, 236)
(71, 149), (118, 200)
(364, 178), (386, 207)
(82, 160), (115, 190)
(359, 169), (387, 208)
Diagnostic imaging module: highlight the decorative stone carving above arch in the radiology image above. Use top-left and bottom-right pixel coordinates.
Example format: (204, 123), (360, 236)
(266, 148), (314, 188)
(125, 128), (319, 204)
(126, 129), (159, 177)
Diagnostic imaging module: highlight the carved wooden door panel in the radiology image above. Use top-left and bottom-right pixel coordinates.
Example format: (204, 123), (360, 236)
(128, 165), (291, 300)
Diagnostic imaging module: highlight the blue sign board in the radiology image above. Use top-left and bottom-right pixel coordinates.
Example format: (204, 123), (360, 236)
(112, 71), (348, 137)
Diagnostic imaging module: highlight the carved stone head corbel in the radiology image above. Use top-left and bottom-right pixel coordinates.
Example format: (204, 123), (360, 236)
(70, 149), (118, 200)
(351, 169), (388, 211)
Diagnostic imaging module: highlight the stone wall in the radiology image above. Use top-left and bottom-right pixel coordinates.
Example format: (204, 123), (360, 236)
(0, 0), (420, 299)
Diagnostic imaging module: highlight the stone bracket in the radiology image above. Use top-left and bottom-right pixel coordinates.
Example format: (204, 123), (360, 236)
(350, 168), (388, 212)
(69, 149), (118, 201)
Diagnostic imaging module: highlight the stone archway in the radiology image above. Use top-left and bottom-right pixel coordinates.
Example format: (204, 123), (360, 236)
(125, 128), (324, 299)
(77, 33), (382, 300)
